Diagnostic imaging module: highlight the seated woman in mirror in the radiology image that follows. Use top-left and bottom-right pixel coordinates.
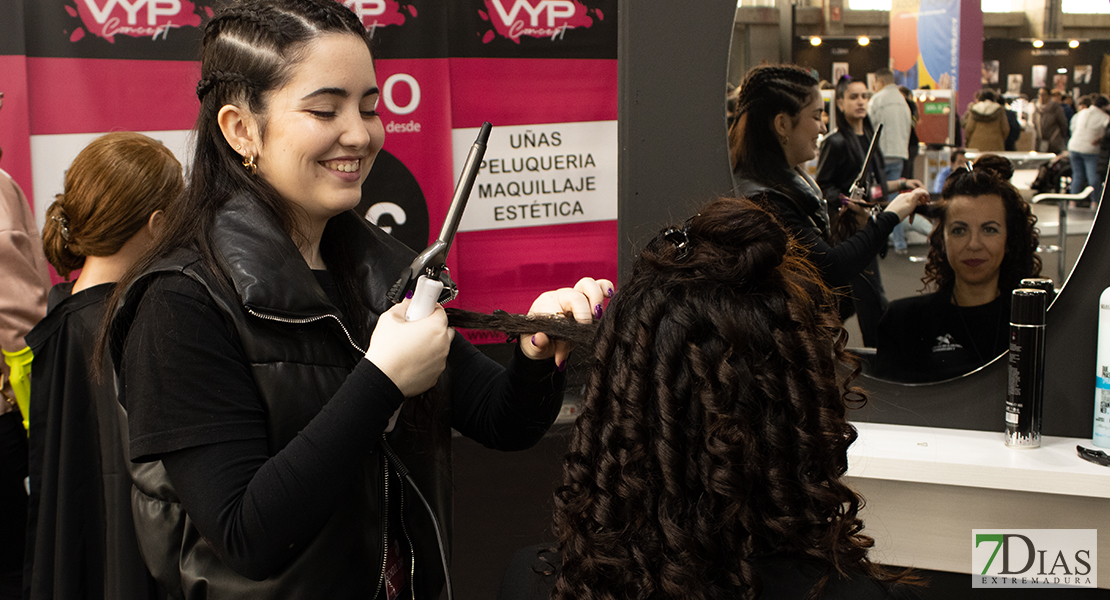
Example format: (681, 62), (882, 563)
(729, 65), (927, 348)
(873, 155), (1040, 383)
(499, 196), (921, 600)
(816, 75), (925, 347)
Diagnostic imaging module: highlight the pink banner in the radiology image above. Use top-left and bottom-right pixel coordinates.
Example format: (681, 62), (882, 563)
(26, 58), (200, 135)
(3, 0), (618, 337)
(0, 55), (33, 203)
(448, 58), (617, 127)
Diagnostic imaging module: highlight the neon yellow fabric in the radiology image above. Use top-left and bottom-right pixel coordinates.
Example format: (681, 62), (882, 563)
(3, 346), (33, 433)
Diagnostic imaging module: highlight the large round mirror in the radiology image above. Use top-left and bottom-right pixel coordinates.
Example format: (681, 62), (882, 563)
(726, 15), (1102, 385)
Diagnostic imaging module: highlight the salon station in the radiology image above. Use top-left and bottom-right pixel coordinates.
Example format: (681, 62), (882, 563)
(450, 1), (1110, 598)
(5, 0), (1110, 598)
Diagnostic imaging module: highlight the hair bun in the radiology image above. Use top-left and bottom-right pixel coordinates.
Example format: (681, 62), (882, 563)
(651, 197), (787, 287)
(971, 154), (1015, 182)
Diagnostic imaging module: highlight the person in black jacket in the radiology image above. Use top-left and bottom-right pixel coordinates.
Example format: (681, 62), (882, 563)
(499, 197), (922, 600)
(816, 76), (926, 346)
(24, 132), (181, 600)
(730, 66), (927, 346)
(101, 2), (611, 599)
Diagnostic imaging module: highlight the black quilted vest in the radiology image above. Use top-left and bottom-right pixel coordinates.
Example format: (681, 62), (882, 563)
(110, 194), (453, 600)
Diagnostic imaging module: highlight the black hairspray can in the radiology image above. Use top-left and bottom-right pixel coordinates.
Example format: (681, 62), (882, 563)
(1019, 277), (1057, 306)
(1006, 288), (1047, 447)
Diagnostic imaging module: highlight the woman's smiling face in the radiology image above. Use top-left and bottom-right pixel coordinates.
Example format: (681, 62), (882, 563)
(780, 87), (827, 167)
(254, 32), (384, 231)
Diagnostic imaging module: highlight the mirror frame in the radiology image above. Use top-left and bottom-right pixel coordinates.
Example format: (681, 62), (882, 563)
(617, 0), (1106, 438)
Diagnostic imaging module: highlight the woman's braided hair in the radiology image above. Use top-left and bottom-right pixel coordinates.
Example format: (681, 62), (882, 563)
(98, 0), (376, 365)
(729, 64), (819, 188)
(548, 196), (914, 600)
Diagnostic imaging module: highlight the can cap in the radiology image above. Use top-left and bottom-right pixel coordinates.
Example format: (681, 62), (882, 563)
(1011, 288), (1047, 325)
(1020, 277), (1054, 292)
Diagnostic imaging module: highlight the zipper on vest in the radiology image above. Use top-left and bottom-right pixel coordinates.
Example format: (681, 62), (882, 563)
(380, 437), (424, 600)
(396, 468), (417, 600)
(371, 452), (390, 600)
(245, 307), (366, 354)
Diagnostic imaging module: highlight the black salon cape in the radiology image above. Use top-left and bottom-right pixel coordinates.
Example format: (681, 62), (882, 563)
(23, 282), (158, 600)
(873, 291), (1009, 383)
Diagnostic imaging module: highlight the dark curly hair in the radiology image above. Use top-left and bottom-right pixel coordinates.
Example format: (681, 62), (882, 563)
(922, 154), (1041, 294)
(550, 196), (910, 600)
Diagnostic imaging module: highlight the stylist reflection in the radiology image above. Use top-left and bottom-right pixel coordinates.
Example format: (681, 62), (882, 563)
(873, 155), (1041, 383)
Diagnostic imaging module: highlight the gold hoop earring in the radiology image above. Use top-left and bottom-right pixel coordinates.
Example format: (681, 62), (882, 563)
(243, 154), (257, 175)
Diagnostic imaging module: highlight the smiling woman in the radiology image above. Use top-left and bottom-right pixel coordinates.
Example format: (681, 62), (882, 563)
(97, 1), (612, 598)
(216, 32), (384, 267)
(873, 154), (1041, 383)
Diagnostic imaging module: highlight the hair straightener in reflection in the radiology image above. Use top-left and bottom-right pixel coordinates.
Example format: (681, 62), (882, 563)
(848, 122), (883, 204)
(388, 122), (492, 321)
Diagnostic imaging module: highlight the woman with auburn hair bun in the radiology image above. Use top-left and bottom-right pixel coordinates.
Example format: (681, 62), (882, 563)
(874, 154), (1041, 383)
(499, 196), (922, 600)
(25, 131), (182, 600)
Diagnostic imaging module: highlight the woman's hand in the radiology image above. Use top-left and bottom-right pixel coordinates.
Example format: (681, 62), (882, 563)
(884, 187), (930, 221)
(365, 300), (455, 397)
(520, 277), (615, 367)
(886, 177), (924, 194)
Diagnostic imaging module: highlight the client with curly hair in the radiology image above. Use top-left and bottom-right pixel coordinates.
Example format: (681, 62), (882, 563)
(873, 154), (1040, 383)
(498, 196), (920, 600)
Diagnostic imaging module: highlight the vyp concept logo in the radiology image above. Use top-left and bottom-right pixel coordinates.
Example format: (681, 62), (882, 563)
(70, 0), (203, 43)
(478, 0), (604, 44)
(339, 0), (416, 36)
(973, 529), (1097, 588)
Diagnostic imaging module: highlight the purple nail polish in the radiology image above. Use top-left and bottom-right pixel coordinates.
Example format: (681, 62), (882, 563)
(607, 287), (614, 298)
(531, 335), (537, 346)
(594, 304), (603, 319)
(558, 359), (567, 372)
(405, 289), (414, 299)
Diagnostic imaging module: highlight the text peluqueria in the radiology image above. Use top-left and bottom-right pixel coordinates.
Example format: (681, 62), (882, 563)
(478, 152), (598, 221)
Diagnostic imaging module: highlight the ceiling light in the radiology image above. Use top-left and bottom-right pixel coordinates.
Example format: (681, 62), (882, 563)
(810, 36), (822, 46)
(858, 36), (870, 46)
(1069, 39), (1080, 48)
(1032, 39), (1044, 48)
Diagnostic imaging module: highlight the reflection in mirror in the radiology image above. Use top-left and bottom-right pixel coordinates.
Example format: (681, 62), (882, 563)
(727, 65), (932, 360)
(728, 73), (1083, 383)
(866, 155), (1053, 383)
(861, 151), (1087, 381)
(728, 28), (1101, 381)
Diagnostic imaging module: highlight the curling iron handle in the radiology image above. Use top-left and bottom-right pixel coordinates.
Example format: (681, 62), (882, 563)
(405, 276), (444, 321)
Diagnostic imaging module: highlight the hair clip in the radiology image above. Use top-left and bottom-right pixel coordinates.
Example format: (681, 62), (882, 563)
(51, 214), (71, 242)
(662, 215), (697, 261)
(662, 228), (688, 260)
(1077, 445), (1110, 467)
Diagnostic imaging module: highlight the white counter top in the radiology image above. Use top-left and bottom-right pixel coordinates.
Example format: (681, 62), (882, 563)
(847, 422), (1110, 499)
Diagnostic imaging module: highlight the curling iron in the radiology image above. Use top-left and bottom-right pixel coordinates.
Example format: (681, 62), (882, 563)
(388, 122), (492, 320)
(848, 122), (883, 203)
